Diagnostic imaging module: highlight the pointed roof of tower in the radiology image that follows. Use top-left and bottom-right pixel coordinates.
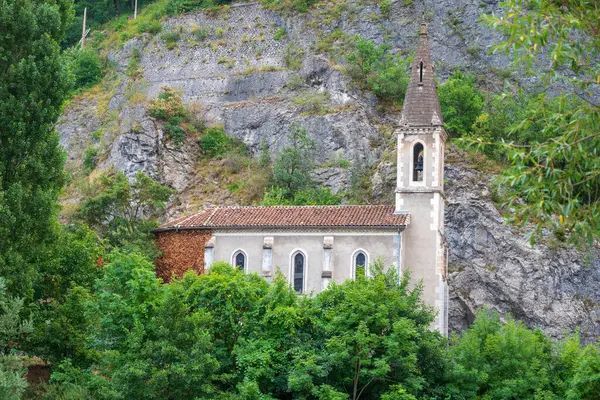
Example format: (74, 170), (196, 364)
(400, 24), (444, 126)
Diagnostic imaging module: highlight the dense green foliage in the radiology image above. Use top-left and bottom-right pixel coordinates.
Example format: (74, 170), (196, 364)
(64, 47), (103, 91)
(64, 0), (156, 46)
(2, 0), (600, 398)
(76, 171), (174, 257)
(438, 71), (484, 137)
(262, 187), (342, 206)
(0, 0), (73, 300)
(148, 87), (191, 145)
(475, 0), (600, 243)
(0, 279), (32, 400)
(269, 124), (316, 200)
(346, 37), (410, 105)
(200, 126), (246, 158)
(36, 259), (600, 399)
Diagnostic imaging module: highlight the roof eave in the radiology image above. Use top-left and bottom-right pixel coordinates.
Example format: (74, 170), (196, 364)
(153, 224), (408, 234)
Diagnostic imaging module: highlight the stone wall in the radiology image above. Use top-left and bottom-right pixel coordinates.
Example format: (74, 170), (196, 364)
(154, 229), (213, 281)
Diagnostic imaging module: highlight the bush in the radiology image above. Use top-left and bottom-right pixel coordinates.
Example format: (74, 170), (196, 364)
(262, 186), (342, 205)
(137, 19), (162, 35)
(199, 126), (244, 158)
(283, 43), (304, 70)
(270, 124), (315, 199)
(126, 47), (142, 79)
(83, 146), (99, 172)
(64, 47), (103, 90)
(273, 27), (286, 40)
(192, 25), (210, 41)
(148, 87), (191, 145)
(167, 0), (231, 14)
(262, 0), (318, 12)
(438, 70), (484, 136)
(346, 36), (410, 104)
(160, 30), (181, 49)
(291, 91), (330, 114)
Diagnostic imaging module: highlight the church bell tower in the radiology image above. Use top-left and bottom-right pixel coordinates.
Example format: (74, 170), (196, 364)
(396, 24), (448, 335)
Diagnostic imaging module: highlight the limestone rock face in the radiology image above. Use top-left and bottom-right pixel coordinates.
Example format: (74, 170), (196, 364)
(445, 163), (600, 341)
(56, 1), (599, 339)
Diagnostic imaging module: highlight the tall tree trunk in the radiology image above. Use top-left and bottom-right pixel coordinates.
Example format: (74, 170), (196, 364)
(113, 0), (119, 16)
(352, 358), (360, 400)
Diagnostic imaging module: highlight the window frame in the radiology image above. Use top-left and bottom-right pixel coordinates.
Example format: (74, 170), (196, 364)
(352, 249), (370, 279)
(410, 141), (426, 185)
(289, 249), (307, 294)
(231, 249), (248, 273)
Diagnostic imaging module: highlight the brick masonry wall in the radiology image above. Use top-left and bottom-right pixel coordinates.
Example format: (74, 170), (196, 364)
(154, 230), (213, 281)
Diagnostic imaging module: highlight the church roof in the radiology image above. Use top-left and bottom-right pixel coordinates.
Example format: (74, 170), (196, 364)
(400, 24), (444, 126)
(156, 205), (409, 231)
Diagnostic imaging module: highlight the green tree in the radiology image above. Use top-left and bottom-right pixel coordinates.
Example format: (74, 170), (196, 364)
(478, 0), (600, 243)
(347, 37), (410, 104)
(0, 0), (73, 299)
(0, 279), (33, 400)
(77, 171), (174, 257)
(288, 260), (446, 400)
(448, 309), (556, 398)
(270, 124), (315, 199)
(64, 47), (103, 90)
(438, 70), (484, 137)
(262, 186), (342, 206)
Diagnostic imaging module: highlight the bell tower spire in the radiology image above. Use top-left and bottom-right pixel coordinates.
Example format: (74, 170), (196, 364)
(400, 23), (444, 127)
(395, 24), (448, 335)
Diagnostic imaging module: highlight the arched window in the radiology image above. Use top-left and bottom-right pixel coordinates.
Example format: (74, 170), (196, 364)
(413, 143), (424, 182)
(292, 252), (305, 293)
(419, 61), (423, 82)
(354, 251), (368, 279)
(233, 250), (246, 272)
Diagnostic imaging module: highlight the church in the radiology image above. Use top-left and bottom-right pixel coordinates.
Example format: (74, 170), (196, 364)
(154, 24), (449, 335)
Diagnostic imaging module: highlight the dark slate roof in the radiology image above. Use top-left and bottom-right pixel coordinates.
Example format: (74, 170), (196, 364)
(156, 205), (409, 231)
(399, 24), (444, 126)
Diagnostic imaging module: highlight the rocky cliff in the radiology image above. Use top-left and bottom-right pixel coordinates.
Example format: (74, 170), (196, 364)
(57, 0), (600, 339)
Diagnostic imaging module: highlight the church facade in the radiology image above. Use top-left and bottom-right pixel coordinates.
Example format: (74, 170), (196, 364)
(154, 24), (448, 334)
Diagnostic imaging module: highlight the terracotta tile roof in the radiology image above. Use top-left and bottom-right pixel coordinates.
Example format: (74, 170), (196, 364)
(156, 205), (409, 231)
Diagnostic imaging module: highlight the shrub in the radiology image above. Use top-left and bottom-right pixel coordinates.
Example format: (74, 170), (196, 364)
(270, 124), (315, 199)
(283, 44), (304, 70)
(199, 126), (244, 158)
(346, 36), (410, 104)
(148, 87), (190, 145)
(148, 87), (188, 121)
(262, 0), (318, 12)
(273, 27), (286, 40)
(160, 30), (181, 49)
(126, 47), (142, 79)
(262, 186), (342, 205)
(64, 47), (103, 90)
(167, 0), (231, 14)
(380, 0), (391, 17)
(292, 91), (330, 114)
(83, 146), (99, 172)
(137, 20), (162, 35)
(438, 70), (485, 136)
(192, 25), (210, 41)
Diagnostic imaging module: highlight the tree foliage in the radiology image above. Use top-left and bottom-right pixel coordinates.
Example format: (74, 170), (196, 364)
(64, 47), (103, 90)
(46, 256), (600, 399)
(270, 124), (316, 200)
(476, 0), (600, 243)
(346, 37), (410, 104)
(438, 70), (485, 137)
(0, 279), (33, 400)
(0, 0), (73, 299)
(50, 260), (450, 399)
(77, 171), (174, 257)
